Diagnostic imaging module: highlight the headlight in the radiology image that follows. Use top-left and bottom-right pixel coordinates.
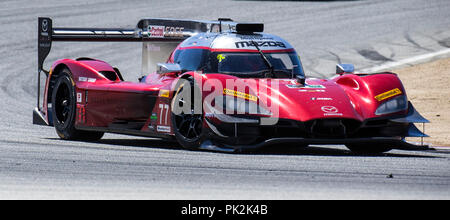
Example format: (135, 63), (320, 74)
(214, 96), (271, 116)
(375, 95), (408, 115)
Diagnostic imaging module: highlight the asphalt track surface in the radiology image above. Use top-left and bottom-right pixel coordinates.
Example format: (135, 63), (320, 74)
(0, 0), (449, 199)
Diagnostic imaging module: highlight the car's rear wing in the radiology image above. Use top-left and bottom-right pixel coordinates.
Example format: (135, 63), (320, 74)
(36, 17), (264, 109)
(38, 17), (263, 74)
(39, 17), (216, 75)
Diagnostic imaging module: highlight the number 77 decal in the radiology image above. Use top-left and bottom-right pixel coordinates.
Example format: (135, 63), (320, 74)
(159, 103), (169, 125)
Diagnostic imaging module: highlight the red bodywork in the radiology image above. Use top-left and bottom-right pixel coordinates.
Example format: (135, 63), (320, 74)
(39, 52), (408, 140)
(33, 17), (429, 152)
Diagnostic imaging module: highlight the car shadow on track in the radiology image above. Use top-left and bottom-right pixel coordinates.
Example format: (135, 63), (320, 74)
(94, 138), (182, 151)
(65, 138), (439, 158)
(44, 137), (181, 152)
(253, 145), (437, 158)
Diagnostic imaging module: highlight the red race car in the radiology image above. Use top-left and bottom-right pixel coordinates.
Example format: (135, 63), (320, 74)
(33, 17), (430, 153)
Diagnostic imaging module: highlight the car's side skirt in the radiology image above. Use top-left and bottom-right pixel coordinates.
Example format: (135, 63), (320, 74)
(76, 125), (174, 140)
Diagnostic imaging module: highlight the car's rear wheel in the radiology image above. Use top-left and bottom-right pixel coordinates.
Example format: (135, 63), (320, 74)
(52, 68), (104, 141)
(345, 143), (393, 154)
(171, 78), (204, 150)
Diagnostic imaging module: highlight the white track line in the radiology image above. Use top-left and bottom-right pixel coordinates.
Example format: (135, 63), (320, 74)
(361, 48), (450, 73)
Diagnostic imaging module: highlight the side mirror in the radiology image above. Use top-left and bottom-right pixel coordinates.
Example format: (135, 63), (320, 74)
(336, 64), (354, 75)
(295, 74), (306, 85)
(157, 63), (182, 75)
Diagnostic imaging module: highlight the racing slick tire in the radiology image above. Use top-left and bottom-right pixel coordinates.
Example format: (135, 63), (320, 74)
(51, 68), (104, 141)
(171, 78), (205, 150)
(345, 143), (393, 154)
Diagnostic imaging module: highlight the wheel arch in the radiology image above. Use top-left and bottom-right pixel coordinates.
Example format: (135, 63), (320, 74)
(47, 63), (71, 107)
(175, 71), (205, 94)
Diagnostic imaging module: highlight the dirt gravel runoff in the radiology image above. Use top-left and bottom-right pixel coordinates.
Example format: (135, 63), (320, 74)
(394, 58), (450, 146)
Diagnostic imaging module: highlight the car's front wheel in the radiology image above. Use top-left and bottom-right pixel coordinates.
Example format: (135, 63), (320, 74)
(171, 78), (204, 150)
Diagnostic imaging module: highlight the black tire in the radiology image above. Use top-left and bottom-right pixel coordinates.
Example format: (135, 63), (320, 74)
(345, 143), (393, 154)
(171, 78), (204, 150)
(51, 69), (104, 141)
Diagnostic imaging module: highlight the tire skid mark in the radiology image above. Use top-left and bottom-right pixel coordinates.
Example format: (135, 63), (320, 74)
(357, 49), (393, 62)
(405, 32), (434, 52)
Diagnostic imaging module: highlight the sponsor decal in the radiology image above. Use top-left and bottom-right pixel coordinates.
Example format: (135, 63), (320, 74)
(321, 106), (338, 113)
(148, 25), (165, 38)
(374, 88), (402, 101)
(150, 113), (158, 121)
(41, 19), (48, 32)
(217, 54), (226, 62)
(235, 41), (286, 49)
(77, 104), (86, 124)
(286, 84), (303, 88)
(79, 77), (96, 83)
(165, 26), (184, 38)
(40, 19), (49, 37)
(321, 106), (343, 116)
(159, 89), (170, 98)
(298, 89), (325, 92)
(305, 84), (325, 89)
(147, 25), (185, 38)
(238, 35), (274, 40)
(286, 84), (326, 89)
(77, 93), (82, 103)
(157, 125), (171, 133)
(39, 42), (51, 47)
(311, 97), (332, 101)
(223, 88), (258, 102)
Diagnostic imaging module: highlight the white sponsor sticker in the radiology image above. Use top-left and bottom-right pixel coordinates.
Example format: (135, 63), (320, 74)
(79, 77), (87, 82)
(312, 97), (333, 101)
(321, 106), (343, 116)
(299, 89), (325, 92)
(157, 125), (171, 133)
(77, 93), (82, 103)
(286, 84), (303, 88)
(287, 83), (326, 89)
(305, 84), (325, 89)
(324, 112), (343, 116)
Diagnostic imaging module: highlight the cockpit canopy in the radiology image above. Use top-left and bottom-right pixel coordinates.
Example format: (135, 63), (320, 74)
(170, 32), (305, 78)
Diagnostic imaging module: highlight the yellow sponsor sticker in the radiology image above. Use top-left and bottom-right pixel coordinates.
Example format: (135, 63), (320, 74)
(223, 88), (257, 102)
(374, 88), (402, 101)
(159, 89), (170, 98)
(217, 54), (226, 63)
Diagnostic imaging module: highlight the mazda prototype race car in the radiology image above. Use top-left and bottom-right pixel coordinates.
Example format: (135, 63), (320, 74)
(34, 17), (430, 153)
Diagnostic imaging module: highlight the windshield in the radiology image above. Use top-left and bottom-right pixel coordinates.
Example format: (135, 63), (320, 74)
(173, 48), (210, 72)
(173, 48), (305, 78)
(209, 52), (304, 78)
